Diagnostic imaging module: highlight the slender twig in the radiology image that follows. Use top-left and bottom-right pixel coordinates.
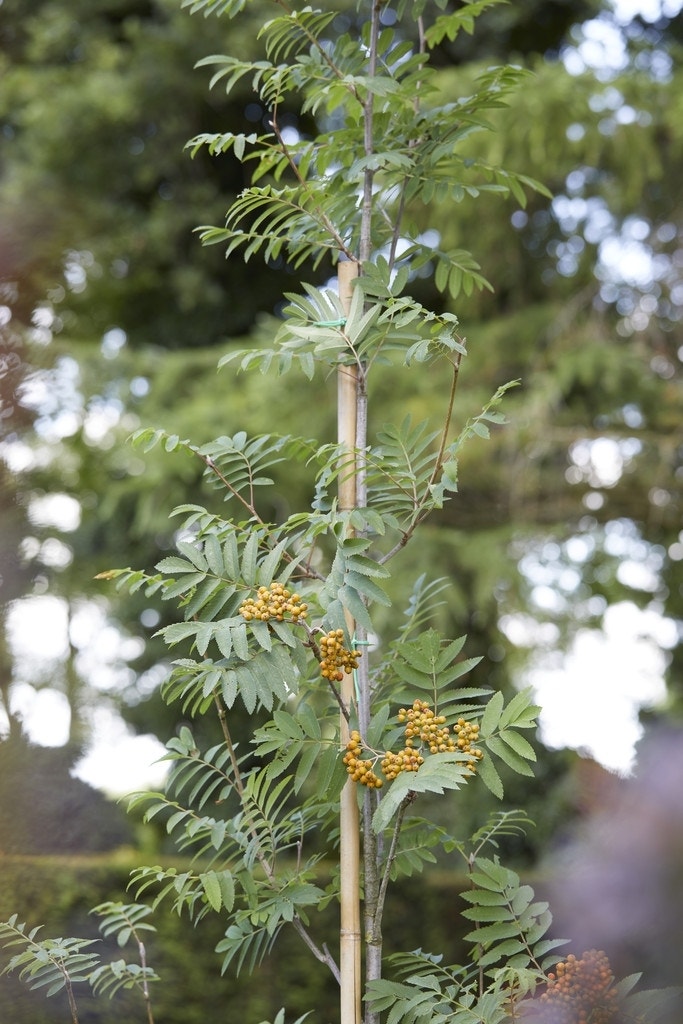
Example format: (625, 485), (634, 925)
(213, 696), (341, 981)
(64, 974), (80, 1024)
(272, 0), (360, 98)
(270, 107), (356, 259)
(373, 795), (411, 938)
(134, 935), (155, 1024)
(427, 353), (463, 490)
(378, 353), (463, 565)
(201, 454), (261, 521)
(359, 0), (383, 264)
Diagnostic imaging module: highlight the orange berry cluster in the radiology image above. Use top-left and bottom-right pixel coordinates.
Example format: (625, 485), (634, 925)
(343, 730), (383, 789)
(239, 583), (308, 623)
(319, 629), (361, 682)
(538, 950), (618, 1024)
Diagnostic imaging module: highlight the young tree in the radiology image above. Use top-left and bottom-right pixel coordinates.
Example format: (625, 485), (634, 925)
(1, 2), (678, 1023)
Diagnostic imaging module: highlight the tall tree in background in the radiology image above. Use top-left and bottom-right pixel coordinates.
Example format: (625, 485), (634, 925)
(0, 0), (681, 770)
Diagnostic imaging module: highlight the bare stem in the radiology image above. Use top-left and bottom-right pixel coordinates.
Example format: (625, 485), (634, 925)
(213, 696), (341, 980)
(378, 353), (462, 565)
(374, 796), (410, 935)
(270, 106), (356, 259)
(135, 937), (155, 1024)
(64, 976), (80, 1024)
(359, 1), (383, 263)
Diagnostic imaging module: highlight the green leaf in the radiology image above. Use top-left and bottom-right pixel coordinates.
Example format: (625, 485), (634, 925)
(497, 729), (537, 762)
(498, 687), (540, 730)
(338, 585), (374, 631)
(293, 740), (321, 793)
(476, 751), (504, 798)
(461, 904), (512, 923)
(200, 872), (223, 912)
(272, 709), (305, 741)
(345, 570), (391, 607)
(241, 532), (259, 586)
(372, 754), (469, 833)
(177, 540), (209, 572)
(486, 735), (535, 777)
(296, 702), (321, 740)
(203, 533), (225, 575)
(480, 690), (504, 736)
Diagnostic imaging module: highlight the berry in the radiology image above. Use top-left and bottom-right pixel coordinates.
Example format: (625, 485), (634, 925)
(239, 582), (308, 624)
(318, 629), (361, 681)
(342, 731), (383, 789)
(343, 700), (485, 788)
(534, 949), (619, 1024)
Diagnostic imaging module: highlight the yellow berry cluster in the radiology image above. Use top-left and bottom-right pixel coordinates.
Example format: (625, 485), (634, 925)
(390, 700), (483, 774)
(343, 700), (484, 789)
(538, 950), (618, 1024)
(399, 699), (455, 750)
(380, 745), (424, 781)
(454, 717), (484, 773)
(319, 629), (361, 682)
(239, 583), (308, 623)
(343, 730), (383, 788)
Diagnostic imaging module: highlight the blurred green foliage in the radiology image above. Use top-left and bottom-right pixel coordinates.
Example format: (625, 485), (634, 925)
(0, 853), (477, 1024)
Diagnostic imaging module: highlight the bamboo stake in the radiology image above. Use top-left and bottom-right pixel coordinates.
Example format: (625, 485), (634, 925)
(337, 257), (362, 1024)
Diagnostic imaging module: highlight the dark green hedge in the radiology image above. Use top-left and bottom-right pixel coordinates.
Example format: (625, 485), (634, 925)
(0, 852), (471, 1024)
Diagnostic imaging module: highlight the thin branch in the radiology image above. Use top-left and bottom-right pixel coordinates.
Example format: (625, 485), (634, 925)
(373, 795), (410, 939)
(135, 937), (155, 1024)
(293, 923), (341, 984)
(213, 696), (341, 981)
(270, 107), (356, 260)
(359, 0), (383, 263)
(378, 353), (462, 565)
(201, 454), (261, 521)
(272, 0), (360, 98)
(426, 352), (462, 488)
(64, 975), (80, 1024)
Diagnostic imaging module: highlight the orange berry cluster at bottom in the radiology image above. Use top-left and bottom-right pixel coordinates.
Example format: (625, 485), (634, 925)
(534, 949), (618, 1024)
